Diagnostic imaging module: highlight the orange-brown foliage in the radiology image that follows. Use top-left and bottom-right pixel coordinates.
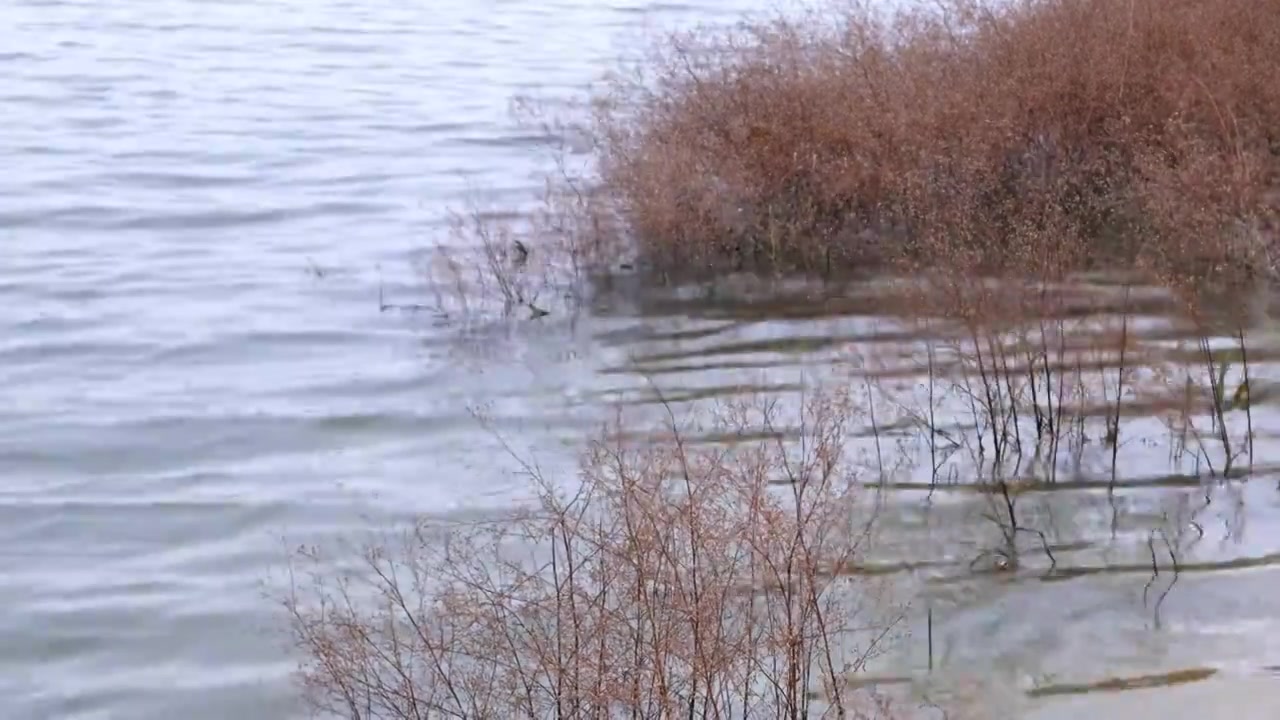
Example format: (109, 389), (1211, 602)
(594, 0), (1280, 281)
(286, 392), (912, 719)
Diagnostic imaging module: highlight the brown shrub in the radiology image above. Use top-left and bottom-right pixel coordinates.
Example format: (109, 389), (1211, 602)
(285, 391), (915, 719)
(593, 0), (1280, 282)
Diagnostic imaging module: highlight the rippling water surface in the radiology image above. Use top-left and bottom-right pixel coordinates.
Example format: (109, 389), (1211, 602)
(5, 1), (1280, 718)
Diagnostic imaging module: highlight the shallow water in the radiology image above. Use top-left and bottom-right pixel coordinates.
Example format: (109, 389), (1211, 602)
(4, 0), (1280, 718)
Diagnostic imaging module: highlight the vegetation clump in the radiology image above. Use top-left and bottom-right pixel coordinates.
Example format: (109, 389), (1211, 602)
(591, 0), (1280, 283)
(286, 393), (912, 719)
(295, 3), (1280, 718)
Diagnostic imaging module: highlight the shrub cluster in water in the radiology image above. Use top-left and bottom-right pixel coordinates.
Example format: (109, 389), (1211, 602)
(295, 4), (1280, 716)
(590, 0), (1280, 283)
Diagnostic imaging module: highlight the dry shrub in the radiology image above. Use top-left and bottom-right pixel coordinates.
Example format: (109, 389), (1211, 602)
(425, 100), (629, 321)
(593, 0), (1280, 281)
(285, 390), (913, 719)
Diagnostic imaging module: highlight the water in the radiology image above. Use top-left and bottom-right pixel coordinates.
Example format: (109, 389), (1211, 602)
(4, 1), (1280, 718)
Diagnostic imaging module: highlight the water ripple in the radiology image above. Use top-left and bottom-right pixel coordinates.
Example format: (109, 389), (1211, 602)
(14, 0), (1273, 719)
(4, 1), (786, 716)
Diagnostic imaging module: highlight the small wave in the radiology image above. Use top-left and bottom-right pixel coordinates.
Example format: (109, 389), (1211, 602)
(105, 202), (391, 231)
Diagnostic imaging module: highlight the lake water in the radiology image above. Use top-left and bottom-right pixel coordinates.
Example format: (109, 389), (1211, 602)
(4, 1), (1280, 718)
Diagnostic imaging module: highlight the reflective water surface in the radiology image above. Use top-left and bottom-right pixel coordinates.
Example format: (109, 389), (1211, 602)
(4, 1), (1280, 718)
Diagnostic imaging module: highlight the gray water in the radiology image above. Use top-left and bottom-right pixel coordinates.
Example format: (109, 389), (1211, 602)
(5, 1), (1280, 718)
